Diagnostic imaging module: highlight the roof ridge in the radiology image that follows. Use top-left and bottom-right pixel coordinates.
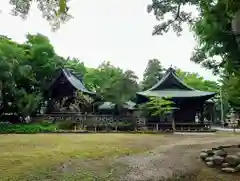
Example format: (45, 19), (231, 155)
(147, 67), (194, 91)
(147, 72), (171, 91)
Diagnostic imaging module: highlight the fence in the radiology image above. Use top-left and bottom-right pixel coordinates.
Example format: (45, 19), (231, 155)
(33, 113), (146, 131)
(33, 113), (213, 132)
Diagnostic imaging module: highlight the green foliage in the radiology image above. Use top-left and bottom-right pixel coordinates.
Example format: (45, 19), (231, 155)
(0, 124), (57, 133)
(0, 34), (64, 119)
(141, 59), (165, 90)
(9, 0), (71, 31)
(221, 72), (240, 112)
(144, 97), (174, 116)
(16, 90), (42, 118)
(84, 61), (139, 106)
(56, 121), (75, 130)
(148, 0), (240, 75)
(0, 32), (231, 122)
(175, 68), (219, 92)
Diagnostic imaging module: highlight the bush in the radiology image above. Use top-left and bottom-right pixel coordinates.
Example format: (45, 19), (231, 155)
(39, 120), (53, 127)
(56, 121), (76, 130)
(0, 124), (57, 133)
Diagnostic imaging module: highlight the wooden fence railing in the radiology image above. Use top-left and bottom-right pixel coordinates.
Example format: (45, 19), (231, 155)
(34, 113), (146, 127)
(33, 113), (213, 132)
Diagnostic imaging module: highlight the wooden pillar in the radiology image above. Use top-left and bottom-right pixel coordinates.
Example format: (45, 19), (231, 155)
(171, 112), (176, 132)
(200, 104), (204, 124)
(172, 118), (176, 132)
(74, 123), (77, 131)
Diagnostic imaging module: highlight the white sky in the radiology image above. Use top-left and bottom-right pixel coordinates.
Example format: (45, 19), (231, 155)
(0, 0), (217, 81)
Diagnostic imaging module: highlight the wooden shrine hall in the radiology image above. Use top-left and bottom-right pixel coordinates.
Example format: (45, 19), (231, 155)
(136, 67), (216, 131)
(44, 68), (96, 113)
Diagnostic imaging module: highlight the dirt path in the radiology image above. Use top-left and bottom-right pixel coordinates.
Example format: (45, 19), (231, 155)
(117, 135), (240, 181)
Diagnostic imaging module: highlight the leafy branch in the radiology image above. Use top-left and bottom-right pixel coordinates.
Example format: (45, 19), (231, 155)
(142, 96), (174, 116)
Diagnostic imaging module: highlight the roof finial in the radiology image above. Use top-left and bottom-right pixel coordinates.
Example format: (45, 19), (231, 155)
(170, 64), (172, 68)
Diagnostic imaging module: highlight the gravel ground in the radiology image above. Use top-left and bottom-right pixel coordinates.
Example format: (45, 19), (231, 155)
(117, 135), (240, 181)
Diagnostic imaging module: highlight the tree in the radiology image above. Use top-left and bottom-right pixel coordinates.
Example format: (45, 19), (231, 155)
(145, 97), (174, 116)
(15, 90), (42, 121)
(147, 1), (240, 75)
(221, 72), (240, 113)
(84, 61), (139, 106)
(141, 96), (175, 131)
(64, 58), (86, 78)
(141, 59), (165, 90)
(9, 0), (71, 31)
(0, 36), (29, 116)
(175, 68), (219, 92)
(0, 33), (64, 121)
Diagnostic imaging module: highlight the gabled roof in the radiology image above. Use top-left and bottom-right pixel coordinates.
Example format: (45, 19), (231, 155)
(62, 69), (95, 95)
(137, 67), (216, 99)
(47, 68), (95, 95)
(148, 67), (194, 91)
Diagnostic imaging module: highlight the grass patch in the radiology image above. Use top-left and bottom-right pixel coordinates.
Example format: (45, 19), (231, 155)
(0, 123), (57, 133)
(0, 133), (163, 180)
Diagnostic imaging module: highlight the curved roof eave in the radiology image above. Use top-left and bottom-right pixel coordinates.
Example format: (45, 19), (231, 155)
(62, 69), (96, 95)
(136, 90), (216, 98)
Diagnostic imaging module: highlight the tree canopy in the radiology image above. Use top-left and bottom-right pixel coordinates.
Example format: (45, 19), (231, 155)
(148, 0), (240, 75)
(9, 0), (71, 31)
(147, 0), (240, 113)
(141, 59), (165, 90)
(0, 33), (141, 119)
(1, 32), (236, 120)
(7, 0), (240, 74)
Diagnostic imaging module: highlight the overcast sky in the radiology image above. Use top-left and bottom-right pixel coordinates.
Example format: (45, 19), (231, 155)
(0, 0), (217, 81)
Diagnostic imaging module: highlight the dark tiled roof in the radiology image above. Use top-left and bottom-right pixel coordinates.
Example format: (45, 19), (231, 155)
(137, 67), (216, 99)
(62, 69), (95, 95)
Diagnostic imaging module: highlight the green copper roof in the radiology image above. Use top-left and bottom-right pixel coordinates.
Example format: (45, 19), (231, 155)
(137, 67), (216, 99)
(137, 90), (215, 98)
(124, 101), (137, 110)
(148, 67), (194, 91)
(98, 102), (116, 110)
(98, 101), (136, 110)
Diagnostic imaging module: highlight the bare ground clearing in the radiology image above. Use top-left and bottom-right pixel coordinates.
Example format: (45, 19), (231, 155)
(116, 135), (240, 181)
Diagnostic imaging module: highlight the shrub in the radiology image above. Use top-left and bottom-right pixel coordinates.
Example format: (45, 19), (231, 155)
(56, 121), (76, 130)
(118, 122), (135, 131)
(0, 124), (57, 133)
(39, 120), (53, 127)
